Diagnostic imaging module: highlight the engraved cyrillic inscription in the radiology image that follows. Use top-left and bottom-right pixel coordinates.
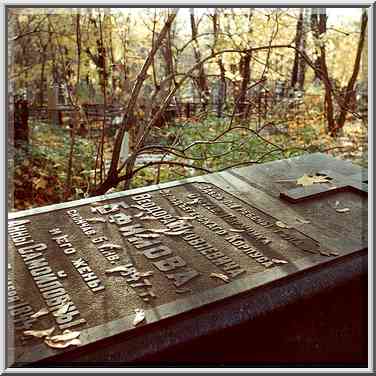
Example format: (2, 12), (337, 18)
(8, 180), (337, 361)
(71, 258), (105, 293)
(8, 220), (86, 331)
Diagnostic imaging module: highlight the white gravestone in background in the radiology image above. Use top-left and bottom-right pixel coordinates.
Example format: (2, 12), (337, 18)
(120, 131), (129, 162)
(113, 116), (129, 163)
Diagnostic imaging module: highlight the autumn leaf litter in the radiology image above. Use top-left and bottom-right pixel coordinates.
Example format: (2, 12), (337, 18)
(23, 327), (82, 349)
(24, 327), (55, 338)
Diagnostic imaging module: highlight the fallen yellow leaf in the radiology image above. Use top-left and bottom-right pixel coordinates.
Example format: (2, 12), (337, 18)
(210, 273), (230, 283)
(52, 302), (71, 317)
(44, 337), (81, 349)
(133, 308), (145, 326)
(275, 221), (290, 229)
(336, 208), (350, 213)
(296, 174), (331, 186)
(48, 329), (80, 343)
(24, 327), (55, 338)
(271, 258), (289, 264)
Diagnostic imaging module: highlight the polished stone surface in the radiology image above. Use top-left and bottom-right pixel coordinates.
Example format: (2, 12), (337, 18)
(7, 153), (367, 366)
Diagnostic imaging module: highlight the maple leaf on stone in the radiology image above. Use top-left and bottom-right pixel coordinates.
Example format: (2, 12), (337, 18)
(296, 174), (331, 187)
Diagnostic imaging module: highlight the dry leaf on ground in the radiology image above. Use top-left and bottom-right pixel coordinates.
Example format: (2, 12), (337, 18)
(133, 309), (146, 326)
(44, 338), (81, 349)
(296, 174), (331, 186)
(48, 330), (80, 343)
(53, 302), (71, 317)
(210, 273), (230, 283)
(24, 327), (55, 338)
(271, 258), (289, 264)
(106, 265), (132, 274)
(336, 208), (350, 213)
(275, 221), (290, 229)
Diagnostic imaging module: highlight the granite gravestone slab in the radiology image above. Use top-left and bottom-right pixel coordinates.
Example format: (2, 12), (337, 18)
(7, 153), (367, 366)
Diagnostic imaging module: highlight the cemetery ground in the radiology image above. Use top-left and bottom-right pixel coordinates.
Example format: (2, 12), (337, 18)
(11, 108), (367, 211)
(9, 8), (368, 211)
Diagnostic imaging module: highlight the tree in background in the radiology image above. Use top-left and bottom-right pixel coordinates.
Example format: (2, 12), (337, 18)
(290, 8), (306, 91)
(8, 7), (369, 209)
(309, 8), (367, 136)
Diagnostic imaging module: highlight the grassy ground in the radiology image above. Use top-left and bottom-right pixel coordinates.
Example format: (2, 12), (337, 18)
(10, 111), (368, 211)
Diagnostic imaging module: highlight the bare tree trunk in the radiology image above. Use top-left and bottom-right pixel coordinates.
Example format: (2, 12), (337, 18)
(335, 11), (368, 135)
(291, 9), (304, 88)
(151, 10), (160, 93)
(311, 9), (323, 83)
(158, 19), (181, 122)
(120, 14), (131, 102)
(47, 17), (62, 126)
(13, 16), (30, 149)
(76, 14), (81, 90)
(218, 60), (227, 117)
(237, 53), (251, 117)
(38, 40), (48, 106)
(311, 8), (336, 135)
(297, 9), (308, 90)
(161, 29), (174, 88)
(65, 13), (81, 199)
(98, 12), (107, 184)
(106, 11), (117, 106)
(190, 8), (210, 110)
(211, 9), (227, 117)
(236, 9), (253, 118)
